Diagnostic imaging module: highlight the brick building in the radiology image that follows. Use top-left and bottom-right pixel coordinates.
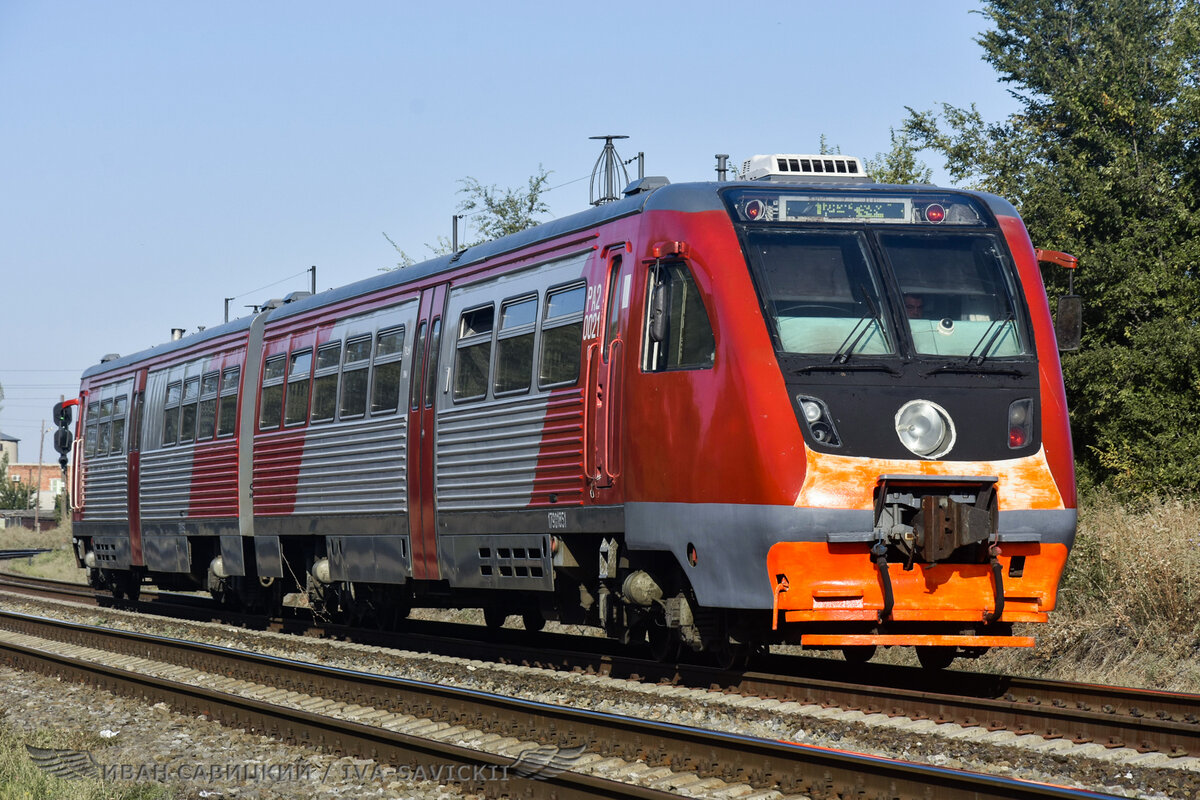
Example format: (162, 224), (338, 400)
(5, 461), (72, 512)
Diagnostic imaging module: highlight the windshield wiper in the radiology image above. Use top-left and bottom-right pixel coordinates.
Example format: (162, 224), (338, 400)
(831, 291), (882, 365)
(796, 362), (901, 376)
(920, 313), (1029, 377)
(966, 312), (1016, 365)
(922, 362), (1029, 377)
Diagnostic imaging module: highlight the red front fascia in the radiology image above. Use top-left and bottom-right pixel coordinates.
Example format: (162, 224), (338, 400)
(998, 214), (1077, 509)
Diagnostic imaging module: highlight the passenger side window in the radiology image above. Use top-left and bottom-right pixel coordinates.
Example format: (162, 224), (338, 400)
(340, 336), (371, 419)
(311, 342), (341, 424)
(371, 327), (405, 414)
(259, 356), (286, 431)
(284, 349), (312, 426)
(179, 377), (200, 443)
(110, 392), (128, 454)
(495, 296), (536, 395)
(454, 305), (494, 402)
(197, 372), (219, 440)
(644, 262), (715, 372)
(539, 283), (585, 388)
(163, 382), (183, 444)
(217, 367), (240, 437)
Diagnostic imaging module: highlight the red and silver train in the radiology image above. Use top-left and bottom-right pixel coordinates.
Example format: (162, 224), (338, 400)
(58, 154), (1080, 668)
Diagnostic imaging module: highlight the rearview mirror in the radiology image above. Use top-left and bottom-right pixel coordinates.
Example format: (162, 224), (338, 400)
(1055, 295), (1082, 351)
(649, 284), (668, 343)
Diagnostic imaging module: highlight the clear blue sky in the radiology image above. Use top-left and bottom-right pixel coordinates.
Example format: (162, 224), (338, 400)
(0, 0), (1020, 462)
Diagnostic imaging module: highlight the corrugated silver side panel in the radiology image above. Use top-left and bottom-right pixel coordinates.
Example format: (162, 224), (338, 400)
(139, 447), (196, 520)
(293, 416), (408, 514)
(436, 394), (549, 510)
(81, 455), (128, 522)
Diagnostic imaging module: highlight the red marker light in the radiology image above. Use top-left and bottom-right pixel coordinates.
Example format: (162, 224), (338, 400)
(745, 199), (764, 220)
(1009, 427), (1027, 448)
(925, 203), (946, 223)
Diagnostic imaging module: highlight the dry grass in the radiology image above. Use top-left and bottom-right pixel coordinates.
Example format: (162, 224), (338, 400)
(0, 722), (174, 800)
(0, 521), (71, 552)
(975, 497), (1200, 690)
(0, 523), (88, 585)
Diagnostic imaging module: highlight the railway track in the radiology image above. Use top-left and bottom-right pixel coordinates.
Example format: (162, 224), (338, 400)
(0, 549), (51, 560)
(0, 608), (1126, 799)
(2, 574), (1198, 782)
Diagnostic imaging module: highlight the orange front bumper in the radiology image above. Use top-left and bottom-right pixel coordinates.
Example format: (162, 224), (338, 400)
(767, 540), (1069, 629)
(800, 634), (1035, 648)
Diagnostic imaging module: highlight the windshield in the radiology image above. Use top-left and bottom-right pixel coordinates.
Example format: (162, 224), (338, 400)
(742, 226), (1032, 360)
(747, 230), (895, 356)
(881, 232), (1030, 358)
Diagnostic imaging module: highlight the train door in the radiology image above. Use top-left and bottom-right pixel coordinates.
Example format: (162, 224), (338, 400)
(407, 283), (447, 580)
(586, 246), (633, 494)
(127, 369), (147, 566)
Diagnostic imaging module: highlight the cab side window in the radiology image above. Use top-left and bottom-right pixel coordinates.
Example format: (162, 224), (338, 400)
(643, 262), (715, 372)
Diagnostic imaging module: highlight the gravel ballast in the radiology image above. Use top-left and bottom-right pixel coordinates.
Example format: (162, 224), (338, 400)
(1, 592), (1198, 799)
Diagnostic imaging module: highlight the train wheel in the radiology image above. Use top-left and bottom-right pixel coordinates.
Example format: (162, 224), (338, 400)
(484, 607), (509, 629)
(841, 645), (876, 665)
(109, 572), (140, 603)
(713, 640), (751, 671)
(916, 646), (956, 670)
(521, 610), (545, 632)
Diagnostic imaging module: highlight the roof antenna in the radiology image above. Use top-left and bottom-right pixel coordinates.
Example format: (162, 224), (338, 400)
(589, 135), (630, 206)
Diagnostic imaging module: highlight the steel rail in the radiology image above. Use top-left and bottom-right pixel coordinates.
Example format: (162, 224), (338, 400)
(0, 549), (51, 560)
(3, 574), (1198, 760)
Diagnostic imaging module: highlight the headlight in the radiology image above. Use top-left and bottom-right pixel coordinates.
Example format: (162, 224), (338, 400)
(796, 395), (841, 447)
(895, 399), (956, 458)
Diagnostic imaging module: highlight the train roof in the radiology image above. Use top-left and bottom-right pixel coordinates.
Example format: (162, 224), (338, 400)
(81, 179), (1019, 382)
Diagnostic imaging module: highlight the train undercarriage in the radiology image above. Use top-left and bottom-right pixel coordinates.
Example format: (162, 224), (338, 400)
(77, 516), (1027, 672)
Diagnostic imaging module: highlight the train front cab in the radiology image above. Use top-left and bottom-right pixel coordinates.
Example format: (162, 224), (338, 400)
(712, 180), (1081, 667)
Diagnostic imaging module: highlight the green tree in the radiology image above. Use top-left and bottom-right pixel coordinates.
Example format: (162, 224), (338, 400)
(0, 454), (36, 510)
(904, 0), (1200, 498)
(864, 128), (934, 184)
(385, 166), (552, 269)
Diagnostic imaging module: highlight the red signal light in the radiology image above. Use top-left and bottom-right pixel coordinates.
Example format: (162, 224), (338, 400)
(1009, 427), (1027, 448)
(925, 204), (946, 223)
(745, 199), (765, 220)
